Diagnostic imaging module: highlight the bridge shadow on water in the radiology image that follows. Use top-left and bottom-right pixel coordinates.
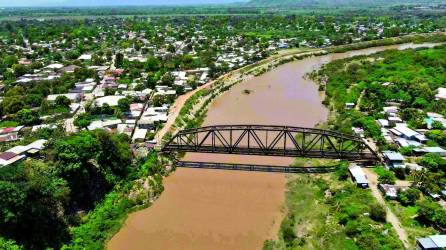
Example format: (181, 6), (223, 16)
(175, 160), (339, 173)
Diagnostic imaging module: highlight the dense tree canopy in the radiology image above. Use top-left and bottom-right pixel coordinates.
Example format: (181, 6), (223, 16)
(0, 130), (133, 248)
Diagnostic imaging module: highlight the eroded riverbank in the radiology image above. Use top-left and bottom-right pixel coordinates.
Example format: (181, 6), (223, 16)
(108, 42), (442, 250)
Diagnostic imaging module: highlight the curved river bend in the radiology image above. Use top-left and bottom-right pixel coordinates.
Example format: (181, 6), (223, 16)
(109, 43), (439, 250)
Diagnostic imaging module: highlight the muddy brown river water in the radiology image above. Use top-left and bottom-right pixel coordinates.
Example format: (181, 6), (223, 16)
(108, 43), (441, 250)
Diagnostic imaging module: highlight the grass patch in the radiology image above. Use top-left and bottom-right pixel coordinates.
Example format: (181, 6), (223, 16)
(291, 157), (340, 167)
(387, 201), (438, 245)
(0, 120), (19, 128)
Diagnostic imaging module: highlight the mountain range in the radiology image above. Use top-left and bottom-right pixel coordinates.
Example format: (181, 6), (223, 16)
(245, 0), (443, 7)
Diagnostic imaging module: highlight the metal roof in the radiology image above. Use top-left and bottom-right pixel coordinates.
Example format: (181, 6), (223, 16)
(430, 235), (446, 248)
(383, 151), (405, 161)
(0, 152), (17, 161)
(418, 237), (437, 249)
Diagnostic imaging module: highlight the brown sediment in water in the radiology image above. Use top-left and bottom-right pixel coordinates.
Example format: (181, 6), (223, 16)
(109, 168), (285, 250)
(108, 42), (440, 250)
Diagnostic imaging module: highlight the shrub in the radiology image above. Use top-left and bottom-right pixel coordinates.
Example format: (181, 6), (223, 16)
(376, 168), (396, 184)
(335, 162), (349, 180)
(370, 204), (386, 222)
(55, 95), (71, 108)
(15, 108), (40, 126)
(397, 188), (421, 206)
(280, 214), (296, 247)
(0, 237), (22, 250)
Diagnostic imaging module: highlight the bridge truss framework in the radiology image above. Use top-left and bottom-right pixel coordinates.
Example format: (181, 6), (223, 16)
(162, 125), (378, 162)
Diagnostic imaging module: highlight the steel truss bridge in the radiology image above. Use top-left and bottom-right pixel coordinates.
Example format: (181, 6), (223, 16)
(162, 125), (379, 172)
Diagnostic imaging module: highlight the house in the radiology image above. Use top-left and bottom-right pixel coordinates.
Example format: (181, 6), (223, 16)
(427, 113), (446, 128)
(383, 106), (398, 116)
(352, 127), (365, 137)
(32, 124), (57, 132)
(383, 151), (405, 168)
(117, 123), (134, 137)
(348, 165), (368, 188)
(95, 95), (125, 107)
(132, 128), (148, 142)
(377, 119), (389, 128)
(87, 119), (122, 130)
(406, 163), (424, 171)
(0, 151), (25, 167)
(378, 184), (398, 199)
(138, 117), (155, 129)
(0, 139), (47, 167)
(392, 124), (427, 143)
(441, 190), (446, 200)
(345, 103), (355, 109)
(416, 235), (446, 250)
(388, 117), (403, 126)
(395, 138), (422, 148)
(435, 87), (446, 100)
(59, 65), (80, 74)
(47, 93), (82, 103)
(78, 54), (92, 61)
(129, 103), (144, 118)
(0, 126), (24, 142)
(413, 147), (446, 157)
(45, 63), (64, 70)
(118, 84), (128, 90)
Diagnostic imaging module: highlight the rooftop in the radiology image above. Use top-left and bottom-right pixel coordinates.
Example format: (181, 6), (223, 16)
(95, 95), (125, 107)
(383, 151), (405, 161)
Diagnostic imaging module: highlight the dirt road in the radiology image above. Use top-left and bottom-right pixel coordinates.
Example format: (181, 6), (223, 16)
(363, 168), (410, 249)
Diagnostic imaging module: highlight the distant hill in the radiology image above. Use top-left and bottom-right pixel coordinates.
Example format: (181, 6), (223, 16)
(246, 0), (442, 7)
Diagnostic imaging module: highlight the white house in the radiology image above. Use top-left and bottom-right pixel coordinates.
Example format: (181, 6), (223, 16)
(348, 165), (368, 188)
(95, 95), (125, 107)
(435, 87), (446, 100)
(47, 93), (82, 103)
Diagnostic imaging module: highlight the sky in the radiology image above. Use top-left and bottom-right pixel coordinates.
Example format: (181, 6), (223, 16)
(0, 0), (243, 7)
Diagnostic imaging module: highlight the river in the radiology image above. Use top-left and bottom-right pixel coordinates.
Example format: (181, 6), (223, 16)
(108, 42), (440, 250)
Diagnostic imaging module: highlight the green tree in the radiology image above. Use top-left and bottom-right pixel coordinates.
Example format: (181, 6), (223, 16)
(161, 73), (174, 86)
(101, 103), (114, 115)
(0, 237), (22, 250)
(12, 64), (28, 77)
(40, 100), (50, 114)
(378, 170), (396, 184)
(117, 97), (131, 112)
(1, 98), (25, 114)
(74, 113), (92, 129)
(52, 131), (131, 209)
(55, 96), (71, 108)
(115, 52), (124, 68)
(0, 181), (25, 228)
(15, 109), (40, 126)
(397, 188), (420, 206)
(370, 204), (386, 222)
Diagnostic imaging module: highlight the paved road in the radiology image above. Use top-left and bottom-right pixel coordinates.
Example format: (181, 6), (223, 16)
(363, 168), (410, 249)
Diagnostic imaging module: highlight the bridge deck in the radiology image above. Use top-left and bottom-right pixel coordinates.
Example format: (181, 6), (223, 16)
(176, 161), (338, 173)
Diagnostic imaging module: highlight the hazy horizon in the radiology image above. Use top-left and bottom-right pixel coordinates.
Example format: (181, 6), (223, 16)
(0, 0), (245, 7)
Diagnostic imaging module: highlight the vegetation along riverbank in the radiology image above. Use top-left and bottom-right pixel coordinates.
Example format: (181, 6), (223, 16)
(308, 42), (446, 247)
